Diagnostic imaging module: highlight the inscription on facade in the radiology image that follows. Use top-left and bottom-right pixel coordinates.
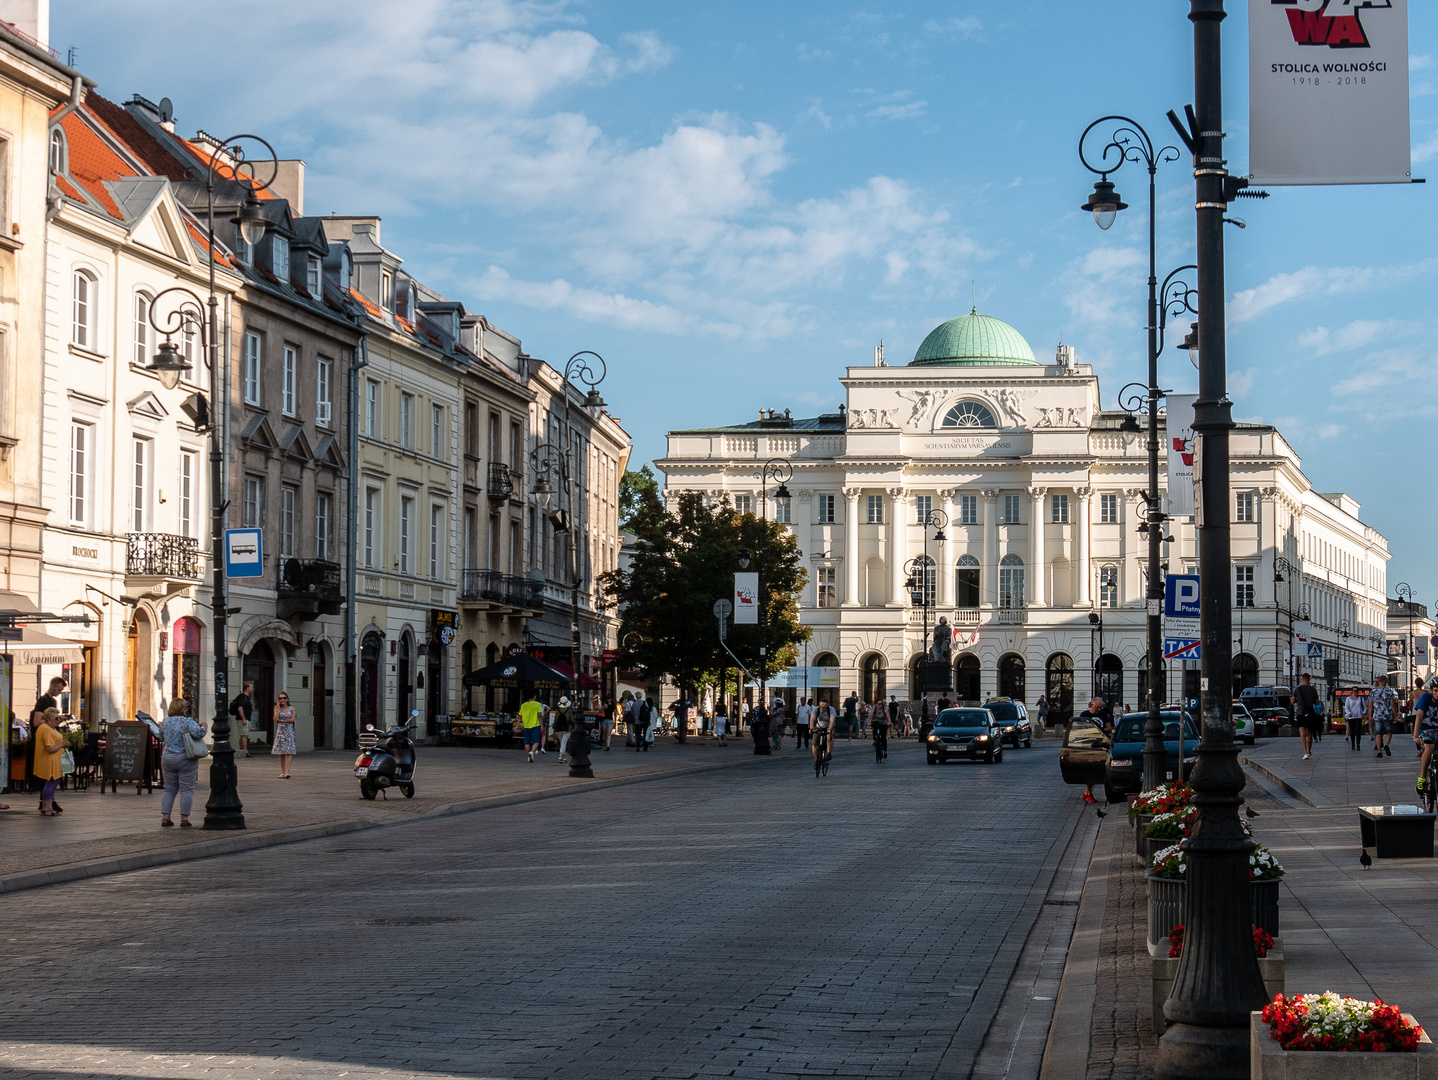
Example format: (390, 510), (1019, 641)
(920, 438), (1015, 452)
(71, 545), (98, 560)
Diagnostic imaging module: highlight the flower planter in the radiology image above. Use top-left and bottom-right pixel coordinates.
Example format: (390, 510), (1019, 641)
(1132, 813), (1154, 857)
(1146, 874), (1282, 953)
(1251, 1011), (1436, 1079)
(1152, 948), (1283, 1034)
(1144, 834), (1182, 866)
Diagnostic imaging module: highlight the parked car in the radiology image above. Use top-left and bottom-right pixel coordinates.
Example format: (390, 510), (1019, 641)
(983, 698), (1033, 748)
(927, 707), (1004, 764)
(1231, 700), (1256, 744)
(1059, 712), (1198, 804)
(1240, 685), (1292, 734)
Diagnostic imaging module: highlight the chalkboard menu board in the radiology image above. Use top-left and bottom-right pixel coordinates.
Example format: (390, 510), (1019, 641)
(103, 721), (149, 787)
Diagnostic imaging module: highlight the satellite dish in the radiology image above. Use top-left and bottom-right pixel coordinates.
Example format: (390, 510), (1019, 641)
(158, 97), (174, 123)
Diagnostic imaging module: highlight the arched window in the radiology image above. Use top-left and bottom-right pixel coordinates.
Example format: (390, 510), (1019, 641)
(861, 653), (886, 703)
(955, 653), (981, 701)
(49, 127), (66, 174)
(908, 555), (935, 608)
(999, 553), (1025, 609)
(812, 652), (839, 668)
(1046, 653), (1075, 720)
(72, 270), (96, 349)
(1232, 652), (1260, 693)
(956, 554), (980, 608)
(134, 291), (152, 367)
(941, 400), (997, 429)
(1096, 654), (1124, 706)
(999, 654), (1026, 701)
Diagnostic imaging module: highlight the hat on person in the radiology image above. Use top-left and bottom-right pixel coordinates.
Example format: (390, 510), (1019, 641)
(558, 696), (571, 708)
(1427, 678), (1438, 691)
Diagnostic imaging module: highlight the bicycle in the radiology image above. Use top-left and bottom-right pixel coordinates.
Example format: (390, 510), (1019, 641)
(872, 723), (888, 763)
(813, 728), (831, 777)
(1422, 739), (1438, 814)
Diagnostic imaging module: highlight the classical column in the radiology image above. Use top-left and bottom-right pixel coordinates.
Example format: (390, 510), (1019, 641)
(981, 490), (1000, 608)
(887, 487), (907, 607)
(1076, 486), (1092, 606)
(937, 488), (958, 608)
(1029, 486), (1048, 607)
(842, 488), (861, 606)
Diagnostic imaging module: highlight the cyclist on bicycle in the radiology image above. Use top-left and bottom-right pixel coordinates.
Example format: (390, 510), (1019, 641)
(812, 699), (835, 770)
(1413, 677), (1438, 796)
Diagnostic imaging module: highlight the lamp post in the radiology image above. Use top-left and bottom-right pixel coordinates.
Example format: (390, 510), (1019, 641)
(529, 351), (607, 778)
(1274, 555), (1294, 686)
(1159, 3), (1271, 1073)
(1397, 583), (1415, 695)
(147, 135), (278, 831)
(738, 457), (792, 754)
(903, 508), (948, 718)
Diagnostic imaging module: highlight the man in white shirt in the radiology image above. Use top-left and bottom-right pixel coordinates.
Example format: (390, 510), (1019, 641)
(794, 697), (814, 750)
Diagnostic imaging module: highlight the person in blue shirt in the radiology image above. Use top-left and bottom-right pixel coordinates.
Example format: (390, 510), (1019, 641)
(1413, 678), (1438, 795)
(159, 699), (207, 828)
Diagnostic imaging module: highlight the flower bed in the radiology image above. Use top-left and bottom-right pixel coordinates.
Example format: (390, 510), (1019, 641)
(1144, 806), (1253, 843)
(1129, 782), (1193, 817)
(1262, 993), (1423, 1053)
(1151, 842), (1284, 881)
(1168, 922), (1274, 959)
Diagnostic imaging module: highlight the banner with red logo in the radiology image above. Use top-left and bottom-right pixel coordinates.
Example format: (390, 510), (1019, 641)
(1250, 0), (1411, 185)
(1165, 394), (1197, 519)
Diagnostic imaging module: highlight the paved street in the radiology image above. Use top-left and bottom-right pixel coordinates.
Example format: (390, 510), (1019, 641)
(0, 738), (1082, 1080)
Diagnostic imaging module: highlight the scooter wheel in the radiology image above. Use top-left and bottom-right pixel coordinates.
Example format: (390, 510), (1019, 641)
(360, 778), (378, 801)
(401, 783), (415, 799)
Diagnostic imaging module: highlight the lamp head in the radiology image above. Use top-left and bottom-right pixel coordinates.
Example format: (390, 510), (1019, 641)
(1119, 412), (1143, 435)
(1183, 322), (1200, 368)
(932, 527), (946, 543)
(737, 546), (751, 570)
(149, 338), (192, 390)
(232, 190), (269, 248)
(1137, 521), (1150, 537)
(583, 387), (605, 414)
(773, 480), (791, 501)
(1088, 612), (1100, 625)
(1081, 178), (1127, 230)
(531, 474), (553, 509)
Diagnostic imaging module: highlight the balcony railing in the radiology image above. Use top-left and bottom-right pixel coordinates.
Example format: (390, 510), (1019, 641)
(126, 533), (200, 580)
(487, 461), (514, 500)
(278, 558), (342, 600)
(460, 569), (542, 609)
(995, 605), (1027, 624)
(905, 607), (983, 626)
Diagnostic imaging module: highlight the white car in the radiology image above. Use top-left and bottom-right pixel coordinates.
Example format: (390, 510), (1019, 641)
(1231, 700), (1256, 745)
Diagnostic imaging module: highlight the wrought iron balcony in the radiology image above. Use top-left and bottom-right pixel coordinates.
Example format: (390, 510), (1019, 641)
(460, 569), (543, 610)
(487, 461), (514, 501)
(126, 533), (200, 582)
(278, 558), (343, 620)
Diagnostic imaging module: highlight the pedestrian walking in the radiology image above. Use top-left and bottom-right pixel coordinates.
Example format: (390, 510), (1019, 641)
(32, 706), (64, 817)
(159, 699), (206, 827)
(644, 698), (659, 749)
(888, 695), (900, 737)
(843, 692), (858, 740)
(794, 697), (812, 749)
(1295, 673), (1321, 760)
(271, 692), (297, 778)
(1344, 692), (1366, 751)
(555, 697), (573, 764)
(230, 681), (255, 757)
(601, 698), (616, 751)
(1368, 674), (1398, 759)
(1036, 695), (1048, 733)
(1077, 696), (1111, 803)
(769, 696), (787, 749)
(30, 676), (65, 810)
(519, 692), (544, 762)
(713, 699), (728, 746)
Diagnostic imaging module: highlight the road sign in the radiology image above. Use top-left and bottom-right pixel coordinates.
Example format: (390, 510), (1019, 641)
(1164, 638), (1201, 661)
(1306, 642), (1324, 659)
(712, 598), (733, 620)
(224, 528), (263, 578)
(1164, 574), (1200, 619)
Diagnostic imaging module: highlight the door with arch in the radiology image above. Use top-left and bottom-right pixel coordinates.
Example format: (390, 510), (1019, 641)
(954, 654), (981, 701)
(396, 634), (413, 728)
(171, 617), (202, 712)
(812, 652), (840, 706)
(999, 654), (1026, 701)
(312, 646), (328, 747)
(1046, 653), (1075, 721)
(1232, 653), (1260, 694)
(1096, 654), (1124, 707)
(242, 642), (276, 745)
(861, 653), (886, 703)
(360, 632), (383, 735)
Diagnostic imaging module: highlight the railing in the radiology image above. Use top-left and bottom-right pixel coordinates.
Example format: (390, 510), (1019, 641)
(906, 607), (983, 626)
(461, 569), (543, 609)
(487, 461), (514, 500)
(278, 558), (341, 599)
(126, 533), (200, 579)
(995, 605), (1027, 624)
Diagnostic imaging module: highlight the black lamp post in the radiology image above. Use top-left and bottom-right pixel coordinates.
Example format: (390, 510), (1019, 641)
(146, 135), (278, 831)
(741, 457), (792, 755)
(1159, 3), (1270, 1074)
(530, 352), (607, 778)
(1397, 583), (1416, 694)
(903, 508), (948, 719)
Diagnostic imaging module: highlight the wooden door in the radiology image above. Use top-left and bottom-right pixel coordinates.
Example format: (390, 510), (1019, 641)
(125, 622), (139, 722)
(360, 633), (381, 735)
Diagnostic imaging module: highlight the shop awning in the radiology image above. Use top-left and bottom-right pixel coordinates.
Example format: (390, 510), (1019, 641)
(542, 659), (601, 691)
(462, 653), (568, 688)
(4, 626), (85, 665)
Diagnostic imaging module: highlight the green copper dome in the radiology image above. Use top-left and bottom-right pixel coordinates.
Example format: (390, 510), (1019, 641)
(910, 308), (1039, 367)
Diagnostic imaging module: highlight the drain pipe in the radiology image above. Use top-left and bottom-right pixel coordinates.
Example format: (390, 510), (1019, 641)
(344, 325), (370, 749)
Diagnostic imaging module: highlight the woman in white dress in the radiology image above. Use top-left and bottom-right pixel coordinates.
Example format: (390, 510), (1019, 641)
(271, 691), (297, 778)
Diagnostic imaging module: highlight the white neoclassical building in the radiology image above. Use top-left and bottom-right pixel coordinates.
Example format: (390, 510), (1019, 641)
(657, 310), (1390, 718)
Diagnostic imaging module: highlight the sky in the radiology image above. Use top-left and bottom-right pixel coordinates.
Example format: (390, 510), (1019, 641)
(55, 0), (1438, 608)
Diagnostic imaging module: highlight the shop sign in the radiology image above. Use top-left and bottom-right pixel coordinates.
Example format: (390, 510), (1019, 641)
(430, 609), (457, 646)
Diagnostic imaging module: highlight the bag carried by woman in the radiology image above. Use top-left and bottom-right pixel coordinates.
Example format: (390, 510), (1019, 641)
(183, 724), (210, 760)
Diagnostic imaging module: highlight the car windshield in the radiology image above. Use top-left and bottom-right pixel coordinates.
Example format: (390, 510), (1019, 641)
(985, 702), (1020, 723)
(1114, 714), (1197, 742)
(937, 709), (991, 728)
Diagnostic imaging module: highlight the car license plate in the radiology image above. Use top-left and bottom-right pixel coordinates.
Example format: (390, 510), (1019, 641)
(1166, 771), (1174, 780)
(355, 767), (369, 776)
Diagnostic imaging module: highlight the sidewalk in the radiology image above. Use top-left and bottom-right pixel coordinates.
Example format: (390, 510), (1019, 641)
(1, 733), (864, 893)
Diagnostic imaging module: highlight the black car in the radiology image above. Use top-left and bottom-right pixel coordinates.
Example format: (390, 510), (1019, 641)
(983, 698), (1033, 748)
(927, 707), (1004, 764)
(1060, 712), (1198, 803)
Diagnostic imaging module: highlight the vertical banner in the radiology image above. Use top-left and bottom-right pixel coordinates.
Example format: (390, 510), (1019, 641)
(1249, 0), (1412, 185)
(734, 572), (759, 624)
(1165, 394), (1197, 518)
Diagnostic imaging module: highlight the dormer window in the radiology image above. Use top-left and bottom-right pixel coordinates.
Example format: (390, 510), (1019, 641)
(339, 249), (352, 290)
(381, 270), (393, 311)
(49, 127), (66, 174)
(307, 257), (321, 297)
(272, 237), (290, 283)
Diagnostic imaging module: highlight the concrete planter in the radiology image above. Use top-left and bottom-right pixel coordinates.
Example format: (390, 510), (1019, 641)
(1143, 833), (1183, 866)
(1132, 813), (1154, 857)
(1251, 1011), (1436, 1078)
(1146, 874), (1282, 952)
(1152, 948), (1283, 1034)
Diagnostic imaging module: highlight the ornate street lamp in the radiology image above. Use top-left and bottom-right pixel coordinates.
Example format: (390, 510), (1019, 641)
(743, 457), (792, 755)
(904, 508), (948, 720)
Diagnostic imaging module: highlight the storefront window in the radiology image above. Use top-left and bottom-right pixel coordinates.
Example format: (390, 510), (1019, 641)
(171, 617), (202, 710)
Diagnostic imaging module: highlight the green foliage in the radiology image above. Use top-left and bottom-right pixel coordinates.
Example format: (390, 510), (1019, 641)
(602, 487), (809, 692)
(618, 465), (659, 530)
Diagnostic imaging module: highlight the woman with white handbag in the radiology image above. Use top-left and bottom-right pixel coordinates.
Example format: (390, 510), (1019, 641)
(159, 698), (207, 828)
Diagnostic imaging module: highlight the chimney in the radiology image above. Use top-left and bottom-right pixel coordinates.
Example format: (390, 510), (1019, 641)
(269, 159), (305, 216)
(0, 0), (49, 48)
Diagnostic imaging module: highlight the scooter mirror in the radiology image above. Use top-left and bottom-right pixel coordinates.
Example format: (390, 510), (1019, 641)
(411, 709), (420, 717)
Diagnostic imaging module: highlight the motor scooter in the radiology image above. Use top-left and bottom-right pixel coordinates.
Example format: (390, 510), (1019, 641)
(354, 709), (418, 800)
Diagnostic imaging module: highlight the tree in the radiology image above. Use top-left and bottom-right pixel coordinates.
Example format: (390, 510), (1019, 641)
(603, 487), (809, 698)
(618, 465), (659, 530)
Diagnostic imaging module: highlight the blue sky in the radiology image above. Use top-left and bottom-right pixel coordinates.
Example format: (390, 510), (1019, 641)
(57, 0), (1437, 607)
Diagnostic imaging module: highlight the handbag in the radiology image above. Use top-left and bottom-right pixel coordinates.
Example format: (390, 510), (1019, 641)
(59, 748), (75, 775)
(182, 724), (210, 760)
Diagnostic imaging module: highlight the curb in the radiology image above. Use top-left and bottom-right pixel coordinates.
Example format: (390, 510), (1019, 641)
(1238, 755), (1333, 809)
(0, 740), (865, 896)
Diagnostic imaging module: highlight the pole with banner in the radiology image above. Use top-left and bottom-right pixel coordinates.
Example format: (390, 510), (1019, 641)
(1165, 394), (1197, 519)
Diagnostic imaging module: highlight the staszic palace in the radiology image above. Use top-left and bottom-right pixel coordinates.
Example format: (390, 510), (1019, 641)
(657, 310), (1391, 718)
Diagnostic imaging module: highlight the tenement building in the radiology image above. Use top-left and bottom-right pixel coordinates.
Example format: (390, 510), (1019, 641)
(657, 310), (1390, 719)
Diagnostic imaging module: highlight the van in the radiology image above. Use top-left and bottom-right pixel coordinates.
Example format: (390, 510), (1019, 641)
(1240, 686), (1293, 732)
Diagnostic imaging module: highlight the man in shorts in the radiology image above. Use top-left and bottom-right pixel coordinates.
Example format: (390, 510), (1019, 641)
(519, 692), (544, 762)
(1367, 674), (1397, 759)
(1295, 673), (1321, 760)
(1413, 678), (1438, 795)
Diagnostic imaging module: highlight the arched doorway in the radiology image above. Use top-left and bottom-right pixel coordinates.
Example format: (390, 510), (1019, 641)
(1233, 652), (1260, 694)
(1138, 654), (1169, 710)
(1096, 654), (1123, 707)
(426, 638), (446, 737)
(1046, 653), (1075, 721)
(955, 653), (981, 701)
(171, 617), (202, 712)
(999, 654), (1026, 701)
(396, 632), (414, 727)
(861, 653), (886, 703)
(125, 617), (140, 721)
(242, 641), (277, 745)
(462, 640), (477, 713)
(360, 631), (383, 734)
(812, 653), (840, 706)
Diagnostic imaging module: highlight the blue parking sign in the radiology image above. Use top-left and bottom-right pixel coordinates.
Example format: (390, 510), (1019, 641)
(224, 528), (264, 578)
(1164, 574), (1201, 619)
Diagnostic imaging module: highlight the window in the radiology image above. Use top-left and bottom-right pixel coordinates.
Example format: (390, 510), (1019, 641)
(281, 345), (297, 416)
(941, 401), (998, 428)
(867, 494), (884, 523)
(68, 421), (89, 525)
(72, 270), (94, 348)
(49, 127), (64, 174)
(272, 237), (290, 283)
(316, 357), (332, 427)
(133, 292), (151, 366)
(956, 554), (981, 608)
(774, 496), (791, 524)
(1002, 494), (1021, 523)
(339, 249), (352, 290)
(400, 392), (415, 449)
(179, 451), (196, 539)
(464, 507), (477, 569)
(307, 256), (321, 296)
(510, 421), (522, 468)
(1236, 491), (1256, 523)
(1052, 494), (1069, 523)
(464, 403), (478, 456)
(316, 492), (331, 561)
(243, 333), (262, 404)
(816, 494), (835, 523)
(1100, 493), (1119, 523)
(399, 496), (414, 574)
(131, 438), (149, 531)
(365, 379), (380, 437)
(182, 322), (198, 378)
(733, 494), (753, 515)
(816, 566), (836, 608)
(1099, 564), (1119, 608)
(279, 484), (297, 559)
(429, 503), (443, 579)
(364, 489), (379, 568)
(1235, 564), (1255, 608)
(998, 553), (1025, 608)
(914, 495), (932, 523)
(912, 555), (936, 608)
(242, 475), (263, 529)
(959, 494), (977, 525)
(381, 270), (394, 311)
(431, 404), (445, 459)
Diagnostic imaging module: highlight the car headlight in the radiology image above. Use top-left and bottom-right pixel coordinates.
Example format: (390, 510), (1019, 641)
(1003, 726), (1014, 732)
(927, 734), (940, 742)
(974, 734), (989, 741)
(1109, 758), (1134, 767)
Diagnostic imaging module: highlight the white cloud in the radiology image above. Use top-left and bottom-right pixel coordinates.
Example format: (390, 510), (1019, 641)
(796, 43), (832, 61)
(1329, 346), (1438, 420)
(1229, 261), (1438, 324)
(1229, 368), (1258, 400)
(924, 16), (982, 38)
(1316, 424), (1342, 439)
(868, 100), (927, 121)
(1296, 318), (1414, 355)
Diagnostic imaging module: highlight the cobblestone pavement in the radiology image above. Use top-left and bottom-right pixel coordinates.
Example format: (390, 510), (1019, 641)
(0, 738), (1082, 1080)
(1085, 818), (1157, 1080)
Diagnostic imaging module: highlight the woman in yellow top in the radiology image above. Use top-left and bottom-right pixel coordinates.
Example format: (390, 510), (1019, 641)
(33, 706), (64, 816)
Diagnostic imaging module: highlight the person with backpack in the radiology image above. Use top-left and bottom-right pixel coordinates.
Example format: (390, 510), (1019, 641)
(633, 698), (651, 751)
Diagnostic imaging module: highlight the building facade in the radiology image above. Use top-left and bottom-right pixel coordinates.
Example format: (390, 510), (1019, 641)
(658, 310), (1390, 719)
